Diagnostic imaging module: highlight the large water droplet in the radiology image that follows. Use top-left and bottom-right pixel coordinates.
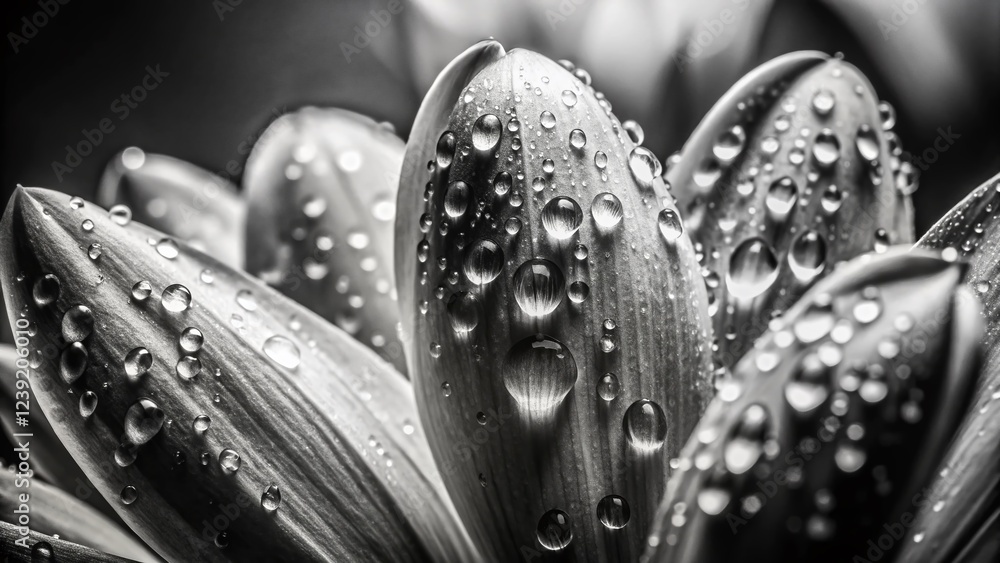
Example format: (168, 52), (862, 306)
(124, 398), (165, 445)
(502, 334), (577, 412)
(59, 343), (88, 384)
(623, 399), (667, 451)
(855, 124), (881, 162)
(62, 305), (93, 342)
(789, 230), (827, 282)
(444, 181), (470, 218)
(536, 509), (573, 551)
(263, 335), (301, 369)
(812, 129), (841, 169)
(727, 238), (779, 300)
(32, 274), (60, 306)
(713, 125), (746, 164)
(658, 208), (684, 242)
(261, 485), (281, 512)
(513, 259), (565, 317)
(447, 292), (481, 333)
(161, 284), (192, 312)
(124, 347), (153, 378)
(597, 495), (630, 529)
(541, 196), (583, 239)
(765, 177), (798, 221)
(472, 114), (502, 152)
(591, 192), (623, 228)
(463, 239), (504, 284)
(219, 448), (242, 473)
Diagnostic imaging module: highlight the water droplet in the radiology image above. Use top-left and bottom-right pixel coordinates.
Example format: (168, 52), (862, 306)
(513, 259), (565, 317)
(444, 181), (470, 218)
(536, 509), (573, 551)
(835, 444), (866, 473)
(32, 274), (60, 306)
(79, 391), (98, 417)
(765, 177), (798, 221)
(789, 230), (827, 281)
(727, 238), (779, 300)
(505, 216), (522, 235)
(124, 398), (165, 445)
(124, 347), (153, 377)
(713, 125), (746, 163)
(156, 238), (180, 259)
(568, 281), (590, 304)
(493, 171), (513, 195)
(623, 120), (645, 144)
(176, 356), (202, 380)
(261, 485), (281, 512)
(61, 305), (94, 342)
(812, 129), (841, 169)
(81, 219), (94, 231)
(597, 373), (620, 401)
(540, 111), (556, 129)
(569, 129), (586, 149)
(624, 400), (667, 451)
(821, 185), (843, 213)
(503, 334), (577, 412)
(594, 151), (608, 169)
(464, 239), (504, 284)
(87, 243), (103, 260)
(591, 193), (623, 228)
(235, 289), (257, 311)
(447, 292), (481, 333)
(161, 284), (192, 312)
(120, 485), (138, 505)
(693, 159), (722, 190)
(561, 90), (578, 107)
(179, 327), (204, 352)
(629, 147), (659, 187)
(472, 114), (502, 151)
(131, 280), (152, 301)
(436, 131), (456, 167)
(811, 89), (836, 116)
(597, 495), (630, 529)
(785, 355), (830, 412)
(878, 101), (896, 130)
(698, 487), (731, 515)
(31, 541), (55, 561)
(541, 196), (583, 239)
(657, 208), (684, 241)
(855, 124), (880, 162)
(441, 382), (452, 397)
(193, 414), (211, 433)
(263, 335), (301, 369)
(219, 448), (242, 473)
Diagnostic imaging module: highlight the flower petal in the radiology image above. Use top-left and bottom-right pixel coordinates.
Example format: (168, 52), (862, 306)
(395, 39), (506, 362)
(0, 522), (135, 563)
(905, 171), (1000, 563)
(243, 108), (407, 373)
(643, 248), (981, 562)
(667, 52), (916, 370)
(397, 46), (714, 560)
(0, 188), (478, 562)
(0, 465), (157, 561)
(97, 149), (245, 269)
(0, 344), (117, 519)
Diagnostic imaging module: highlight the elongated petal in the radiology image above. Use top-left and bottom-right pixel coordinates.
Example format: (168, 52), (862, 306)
(0, 344), (118, 520)
(0, 188), (478, 562)
(397, 46), (713, 561)
(0, 465), (158, 561)
(243, 108), (407, 373)
(0, 522), (135, 563)
(667, 52), (915, 370)
(97, 149), (245, 268)
(395, 39), (506, 364)
(643, 249), (981, 562)
(906, 171), (1000, 563)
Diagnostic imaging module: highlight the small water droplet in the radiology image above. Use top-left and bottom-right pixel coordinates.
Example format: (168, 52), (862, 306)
(569, 129), (587, 149)
(156, 238), (180, 259)
(179, 327), (204, 352)
(713, 125), (746, 163)
(568, 281), (590, 304)
(624, 400), (667, 451)
(219, 448), (242, 473)
(120, 485), (138, 505)
(855, 124), (881, 162)
(193, 414), (211, 433)
(447, 292), (481, 333)
(131, 280), (152, 300)
(623, 120), (645, 145)
(176, 356), (202, 380)
(657, 208), (684, 241)
(541, 196), (583, 239)
(444, 181), (470, 218)
(765, 177), (798, 221)
(464, 239), (504, 284)
(561, 90), (578, 107)
(261, 485), (281, 512)
(811, 89), (836, 116)
(812, 129), (841, 169)
(436, 131), (456, 167)
(789, 230), (827, 281)
(263, 335), (301, 369)
(540, 111), (556, 129)
(597, 373), (620, 401)
(79, 391), (98, 417)
(629, 147), (659, 187)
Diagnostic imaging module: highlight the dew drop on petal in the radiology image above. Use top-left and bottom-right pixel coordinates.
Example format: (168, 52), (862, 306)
(591, 192), (623, 228)
(263, 335), (301, 369)
(502, 334), (577, 412)
(62, 305), (93, 342)
(472, 114), (502, 152)
(463, 239), (504, 284)
(261, 485), (281, 512)
(513, 259), (565, 317)
(59, 343), (88, 384)
(79, 391), (98, 418)
(536, 509), (573, 551)
(219, 448), (242, 473)
(124, 398), (165, 445)
(120, 485), (138, 505)
(109, 204), (132, 226)
(124, 347), (153, 378)
(32, 274), (60, 306)
(623, 399), (667, 451)
(657, 208), (684, 242)
(597, 495), (630, 529)
(156, 238), (180, 259)
(727, 238), (779, 300)
(161, 284), (192, 312)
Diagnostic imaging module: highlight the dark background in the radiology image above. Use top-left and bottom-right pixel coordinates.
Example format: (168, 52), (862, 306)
(1, 0), (998, 234)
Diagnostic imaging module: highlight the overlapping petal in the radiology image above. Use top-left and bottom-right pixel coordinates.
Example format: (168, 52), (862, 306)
(396, 46), (713, 561)
(643, 249), (981, 562)
(667, 51), (915, 370)
(98, 149), (245, 269)
(243, 107), (407, 373)
(906, 171), (1000, 563)
(0, 188), (477, 562)
(0, 521), (135, 563)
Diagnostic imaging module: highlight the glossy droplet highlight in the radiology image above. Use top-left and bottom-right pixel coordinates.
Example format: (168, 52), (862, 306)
(713, 125), (746, 163)
(623, 400), (667, 451)
(61, 305), (93, 342)
(131, 280), (152, 300)
(727, 238), (779, 300)
(161, 284), (192, 312)
(541, 196), (583, 239)
(124, 398), (165, 445)
(513, 259), (565, 317)
(120, 485), (138, 505)
(789, 230), (827, 282)
(79, 391), (98, 418)
(219, 448), (242, 473)
(59, 342), (88, 384)
(765, 177), (798, 221)
(261, 485), (281, 512)
(812, 129), (841, 169)
(124, 347), (153, 378)
(657, 208), (684, 241)
(503, 334), (577, 412)
(472, 114), (502, 152)
(463, 239), (504, 284)
(591, 192), (623, 227)
(597, 495), (630, 529)
(263, 335), (301, 369)
(444, 181), (470, 218)
(32, 274), (60, 306)
(536, 509), (573, 551)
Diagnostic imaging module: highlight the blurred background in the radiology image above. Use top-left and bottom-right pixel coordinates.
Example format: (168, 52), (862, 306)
(2, 0), (998, 234)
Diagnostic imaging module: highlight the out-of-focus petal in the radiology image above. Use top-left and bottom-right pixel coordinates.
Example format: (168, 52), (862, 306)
(0, 466), (158, 561)
(395, 39), (506, 364)
(398, 46), (713, 561)
(906, 171), (1000, 563)
(243, 107), (407, 373)
(644, 248), (981, 562)
(0, 188), (478, 562)
(97, 149), (245, 269)
(667, 52), (915, 370)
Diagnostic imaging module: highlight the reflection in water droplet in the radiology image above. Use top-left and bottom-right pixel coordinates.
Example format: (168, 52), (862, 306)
(597, 373), (620, 401)
(124, 398), (165, 445)
(156, 238), (180, 259)
(502, 334), (577, 412)
(536, 509), (573, 551)
(261, 485), (281, 512)
(569, 129), (587, 149)
(472, 114), (502, 151)
(464, 239), (504, 284)
(597, 495), (630, 529)
(658, 209), (684, 241)
(444, 181), (470, 218)
(161, 284), (192, 312)
(789, 230), (827, 282)
(219, 448), (242, 473)
(513, 259), (565, 317)
(62, 305), (93, 342)
(540, 111), (556, 129)
(79, 391), (98, 417)
(120, 485), (138, 505)
(629, 147), (659, 187)
(713, 125), (746, 163)
(59, 343), (88, 384)
(855, 124), (880, 162)
(568, 281), (590, 304)
(33, 274), (61, 306)
(436, 131), (456, 168)
(124, 347), (153, 377)
(263, 335), (301, 369)
(811, 89), (836, 116)
(623, 399), (667, 451)
(727, 238), (779, 300)
(541, 196), (583, 239)
(447, 292), (481, 333)
(765, 177), (798, 221)
(591, 192), (623, 227)
(812, 129), (841, 169)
